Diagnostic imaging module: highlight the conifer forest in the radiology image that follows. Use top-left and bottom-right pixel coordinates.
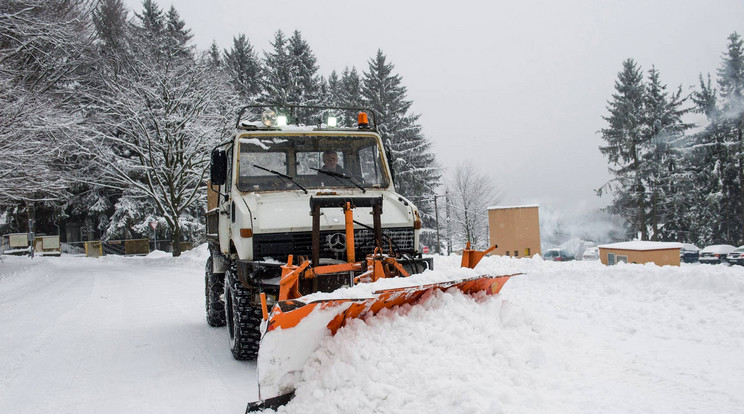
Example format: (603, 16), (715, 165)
(600, 32), (744, 246)
(0, 0), (440, 255)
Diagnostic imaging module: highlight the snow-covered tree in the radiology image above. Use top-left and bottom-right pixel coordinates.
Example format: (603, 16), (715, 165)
(640, 66), (691, 240)
(92, 0), (131, 73)
(208, 41), (221, 67)
(361, 50), (441, 247)
(81, 2), (233, 255)
(164, 6), (192, 56)
(286, 30), (321, 111)
(685, 32), (744, 245)
(599, 59), (650, 239)
(446, 163), (503, 250)
(0, 0), (95, 218)
(339, 67), (363, 108)
(600, 60), (692, 241)
(261, 30), (291, 106)
(260, 30), (322, 122)
(224, 34), (261, 101)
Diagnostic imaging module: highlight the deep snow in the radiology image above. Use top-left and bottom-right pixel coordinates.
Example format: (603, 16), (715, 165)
(1, 247), (743, 413)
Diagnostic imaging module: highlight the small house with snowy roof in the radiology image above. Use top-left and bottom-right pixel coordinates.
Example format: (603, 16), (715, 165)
(598, 241), (682, 266)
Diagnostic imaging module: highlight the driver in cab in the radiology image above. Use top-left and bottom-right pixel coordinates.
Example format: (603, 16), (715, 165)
(320, 150), (348, 175)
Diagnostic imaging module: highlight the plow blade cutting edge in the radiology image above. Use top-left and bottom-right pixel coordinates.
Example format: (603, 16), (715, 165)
(247, 273), (520, 412)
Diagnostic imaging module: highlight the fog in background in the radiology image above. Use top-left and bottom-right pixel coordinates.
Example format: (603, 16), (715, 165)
(124, 0), (744, 245)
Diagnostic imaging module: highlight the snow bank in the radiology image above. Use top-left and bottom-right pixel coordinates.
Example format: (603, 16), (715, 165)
(267, 255), (744, 413)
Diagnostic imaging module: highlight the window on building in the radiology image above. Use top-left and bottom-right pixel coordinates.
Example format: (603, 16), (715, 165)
(608, 252), (616, 265)
(525, 248), (531, 256)
(617, 255), (628, 264)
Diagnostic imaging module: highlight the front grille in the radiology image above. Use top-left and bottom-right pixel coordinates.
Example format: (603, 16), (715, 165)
(253, 227), (415, 260)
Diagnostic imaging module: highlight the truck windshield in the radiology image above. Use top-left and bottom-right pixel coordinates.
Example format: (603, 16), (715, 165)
(236, 134), (389, 192)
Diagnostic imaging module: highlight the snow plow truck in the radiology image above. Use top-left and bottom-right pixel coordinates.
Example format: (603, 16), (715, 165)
(204, 105), (517, 412)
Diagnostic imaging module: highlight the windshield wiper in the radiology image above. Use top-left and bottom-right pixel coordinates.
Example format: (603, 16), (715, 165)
(253, 164), (308, 194)
(312, 168), (366, 193)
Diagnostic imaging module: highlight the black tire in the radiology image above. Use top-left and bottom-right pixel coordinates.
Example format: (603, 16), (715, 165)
(225, 268), (261, 360)
(205, 256), (226, 327)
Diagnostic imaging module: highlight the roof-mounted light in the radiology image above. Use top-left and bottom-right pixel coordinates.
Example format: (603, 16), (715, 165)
(327, 116), (338, 128)
(276, 115), (288, 126)
(261, 110), (276, 127)
(358, 112), (369, 129)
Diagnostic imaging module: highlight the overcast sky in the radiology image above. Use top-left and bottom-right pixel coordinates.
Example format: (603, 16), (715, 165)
(125, 0), (743, 216)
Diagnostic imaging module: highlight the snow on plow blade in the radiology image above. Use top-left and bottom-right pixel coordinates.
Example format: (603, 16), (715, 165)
(247, 273), (519, 412)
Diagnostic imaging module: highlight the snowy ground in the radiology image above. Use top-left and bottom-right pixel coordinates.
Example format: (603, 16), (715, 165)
(1, 247), (743, 413)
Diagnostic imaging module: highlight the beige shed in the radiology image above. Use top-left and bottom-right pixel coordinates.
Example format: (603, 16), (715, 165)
(488, 205), (541, 258)
(598, 241), (682, 266)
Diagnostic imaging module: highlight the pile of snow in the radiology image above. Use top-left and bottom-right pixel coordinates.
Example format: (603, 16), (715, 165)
(1, 249), (743, 414)
(267, 256), (744, 413)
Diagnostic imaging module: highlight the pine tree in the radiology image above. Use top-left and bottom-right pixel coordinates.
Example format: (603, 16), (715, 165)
(339, 66), (363, 124)
(641, 66), (690, 240)
(165, 6), (193, 57)
(224, 34), (262, 101)
(361, 50), (441, 246)
(717, 32), (744, 115)
(685, 32), (744, 244)
(325, 67), (364, 125)
(340, 67), (363, 108)
(260, 30), (322, 123)
(327, 70), (341, 104)
(135, 0), (164, 38)
(599, 58), (649, 239)
(208, 41), (221, 67)
(287, 30), (321, 107)
(716, 32), (744, 243)
(261, 30), (292, 106)
(92, 0), (130, 70)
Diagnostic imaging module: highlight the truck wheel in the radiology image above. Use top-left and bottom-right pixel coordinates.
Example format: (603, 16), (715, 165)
(225, 268), (261, 360)
(205, 257), (226, 327)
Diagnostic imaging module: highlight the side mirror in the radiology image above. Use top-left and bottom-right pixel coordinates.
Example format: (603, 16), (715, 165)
(385, 146), (396, 185)
(210, 149), (227, 186)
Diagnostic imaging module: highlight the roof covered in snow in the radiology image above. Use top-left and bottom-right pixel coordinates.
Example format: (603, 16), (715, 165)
(598, 241), (683, 251)
(487, 204), (539, 210)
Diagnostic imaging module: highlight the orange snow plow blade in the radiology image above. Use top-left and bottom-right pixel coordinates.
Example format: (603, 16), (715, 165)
(252, 272), (520, 409)
(267, 273), (517, 335)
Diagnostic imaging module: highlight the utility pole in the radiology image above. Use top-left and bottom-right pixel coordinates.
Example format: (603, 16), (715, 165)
(433, 195), (441, 254)
(445, 191), (452, 255)
(26, 201), (35, 259)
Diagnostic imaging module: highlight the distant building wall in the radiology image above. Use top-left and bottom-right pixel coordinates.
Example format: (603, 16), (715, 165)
(488, 205), (541, 258)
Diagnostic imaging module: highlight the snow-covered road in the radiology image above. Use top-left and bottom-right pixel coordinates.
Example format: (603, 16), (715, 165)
(0, 248), (256, 414)
(1, 247), (743, 413)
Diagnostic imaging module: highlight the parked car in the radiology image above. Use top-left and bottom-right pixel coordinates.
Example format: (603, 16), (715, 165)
(679, 243), (700, 263)
(725, 246), (744, 266)
(582, 247), (599, 261)
(698, 244), (736, 264)
(543, 248), (575, 261)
